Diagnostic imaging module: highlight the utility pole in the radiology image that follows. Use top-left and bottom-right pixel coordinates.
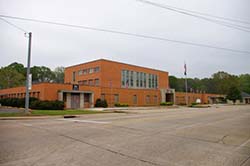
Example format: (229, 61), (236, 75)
(25, 32), (32, 113)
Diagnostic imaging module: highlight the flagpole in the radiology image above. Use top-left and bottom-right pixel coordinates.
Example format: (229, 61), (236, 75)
(184, 62), (188, 106)
(185, 73), (188, 106)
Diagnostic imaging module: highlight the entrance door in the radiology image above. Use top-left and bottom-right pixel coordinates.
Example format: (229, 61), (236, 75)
(166, 93), (174, 103)
(84, 93), (91, 108)
(71, 93), (80, 109)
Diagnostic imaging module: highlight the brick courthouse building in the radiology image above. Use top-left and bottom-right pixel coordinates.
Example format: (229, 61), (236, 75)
(0, 59), (223, 109)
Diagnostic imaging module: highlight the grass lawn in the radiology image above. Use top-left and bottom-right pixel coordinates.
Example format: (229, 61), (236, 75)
(0, 110), (110, 117)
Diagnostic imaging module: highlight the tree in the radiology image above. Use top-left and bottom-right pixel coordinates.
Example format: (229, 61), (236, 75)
(212, 71), (239, 94)
(31, 66), (55, 83)
(226, 86), (242, 104)
(53, 66), (65, 83)
(238, 74), (250, 94)
(0, 67), (25, 89)
(8, 62), (26, 76)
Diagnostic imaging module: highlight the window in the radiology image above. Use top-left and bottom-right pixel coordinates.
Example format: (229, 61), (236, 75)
(95, 78), (100, 86)
(101, 94), (105, 101)
(155, 75), (158, 88)
(89, 79), (94, 86)
(89, 68), (94, 74)
(143, 73), (146, 88)
(78, 80), (83, 85)
(121, 70), (126, 86)
(136, 72), (139, 87)
(94, 67), (100, 73)
(114, 94), (119, 103)
(152, 75), (155, 88)
(140, 72), (143, 87)
(83, 69), (88, 75)
(72, 71), (76, 82)
(126, 70), (129, 87)
(146, 95), (150, 104)
(133, 95), (137, 104)
(130, 71), (134, 87)
(78, 70), (83, 76)
(121, 70), (159, 89)
(83, 80), (88, 85)
(148, 74), (151, 88)
(154, 95), (158, 104)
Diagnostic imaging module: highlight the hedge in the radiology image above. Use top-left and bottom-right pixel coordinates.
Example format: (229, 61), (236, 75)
(0, 98), (64, 110)
(95, 98), (108, 108)
(0, 97), (38, 108)
(30, 100), (64, 110)
(160, 102), (173, 106)
(114, 103), (129, 107)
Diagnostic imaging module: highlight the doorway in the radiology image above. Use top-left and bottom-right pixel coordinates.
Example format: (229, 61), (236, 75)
(71, 93), (80, 109)
(166, 93), (174, 103)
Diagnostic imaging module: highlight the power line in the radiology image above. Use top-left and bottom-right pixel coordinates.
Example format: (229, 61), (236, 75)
(168, 5), (250, 25)
(0, 14), (249, 55)
(0, 17), (27, 33)
(137, 0), (250, 33)
(139, 0), (250, 25)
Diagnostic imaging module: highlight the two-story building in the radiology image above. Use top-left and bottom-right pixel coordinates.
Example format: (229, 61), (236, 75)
(0, 59), (222, 109)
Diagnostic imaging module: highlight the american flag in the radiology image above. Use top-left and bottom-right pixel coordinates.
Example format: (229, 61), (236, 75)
(184, 63), (187, 76)
(126, 80), (129, 88)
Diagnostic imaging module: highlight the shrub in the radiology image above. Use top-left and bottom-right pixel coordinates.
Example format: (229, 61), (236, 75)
(0, 97), (38, 108)
(30, 100), (64, 110)
(160, 102), (173, 106)
(95, 98), (108, 108)
(114, 103), (129, 107)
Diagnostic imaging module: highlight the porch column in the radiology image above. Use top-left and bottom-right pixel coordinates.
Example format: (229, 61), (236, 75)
(58, 91), (63, 101)
(80, 93), (84, 108)
(91, 93), (94, 108)
(66, 93), (71, 109)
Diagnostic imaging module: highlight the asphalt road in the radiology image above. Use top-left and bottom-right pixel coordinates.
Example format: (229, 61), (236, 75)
(0, 105), (250, 166)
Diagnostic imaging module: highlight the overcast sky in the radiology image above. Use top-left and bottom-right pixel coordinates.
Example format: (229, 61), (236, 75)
(0, 0), (249, 78)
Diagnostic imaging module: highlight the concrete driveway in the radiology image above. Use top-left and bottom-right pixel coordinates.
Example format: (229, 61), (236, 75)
(0, 105), (250, 166)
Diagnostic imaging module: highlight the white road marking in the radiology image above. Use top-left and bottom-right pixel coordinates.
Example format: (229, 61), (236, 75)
(22, 123), (33, 126)
(235, 137), (250, 151)
(58, 119), (110, 124)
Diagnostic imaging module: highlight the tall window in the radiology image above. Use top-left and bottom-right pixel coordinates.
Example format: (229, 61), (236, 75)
(148, 74), (151, 88)
(122, 70), (126, 86)
(140, 72), (143, 87)
(133, 95), (137, 104)
(143, 73), (146, 88)
(72, 71), (76, 82)
(130, 71), (134, 87)
(121, 70), (158, 89)
(126, 70), (129, 87)
(146, 95), (150, 104)
(152, 75), (155, 88)
(154, 95), (158, 104)
(136, 72), (139, 87)
(114, 94), (119, 103)
(155, 75), (157, 88)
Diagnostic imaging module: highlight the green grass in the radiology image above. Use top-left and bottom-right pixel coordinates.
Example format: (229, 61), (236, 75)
(0, 110), (110, 117)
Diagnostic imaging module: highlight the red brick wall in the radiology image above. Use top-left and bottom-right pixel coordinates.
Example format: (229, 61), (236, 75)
(64, 59), (169, 89)
(175, 92), (224, 105)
